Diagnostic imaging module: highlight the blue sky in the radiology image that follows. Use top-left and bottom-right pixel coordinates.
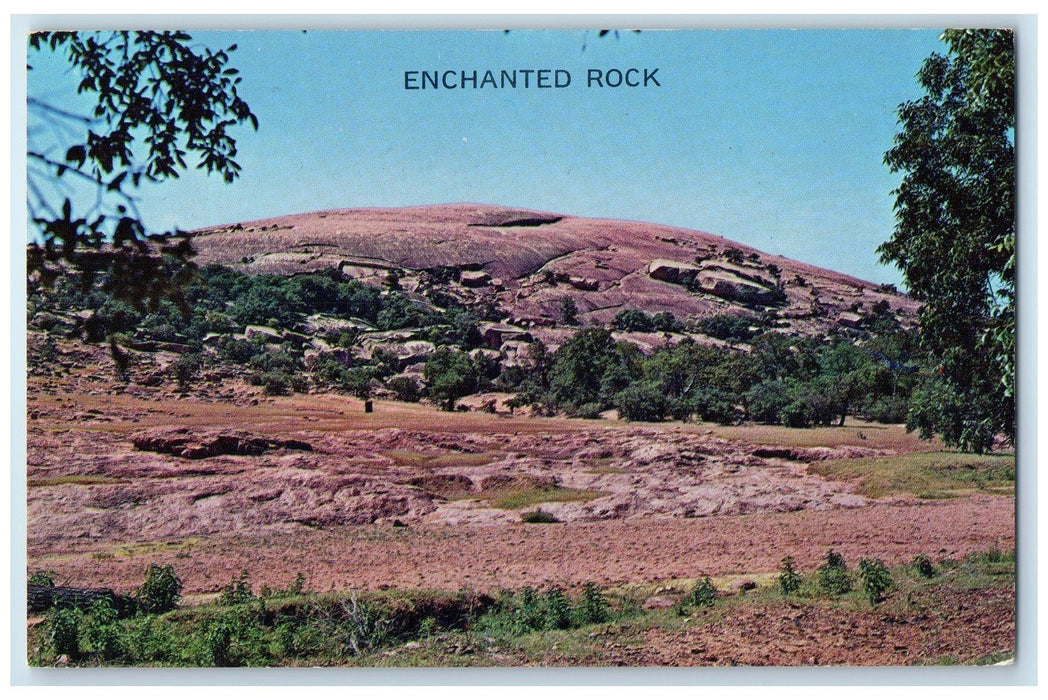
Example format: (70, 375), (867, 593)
(26, 28), (947, 286)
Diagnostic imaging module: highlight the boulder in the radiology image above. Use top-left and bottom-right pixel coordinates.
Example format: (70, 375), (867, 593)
(459, 270), (492, 288)
(694, 270), (779, 305)
(244, 325), (283, 342)
(837, 311), (863, 329)
(568, 276), (600, 291)
(479, 322), (532, 349)
(647, 258), (702, 285)
(130, 428), (312, 459)
(303, 314), (375, 335)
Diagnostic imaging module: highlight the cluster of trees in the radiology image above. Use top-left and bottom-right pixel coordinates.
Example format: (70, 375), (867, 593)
(503, 326), (919, 426)
(29, 259), (921, 428)
(28, 265), (480, 350)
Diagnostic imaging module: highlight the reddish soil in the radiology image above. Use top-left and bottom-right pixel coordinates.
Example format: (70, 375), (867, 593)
(23, 355), (1016, 666)
(560, 586), (1015, 666)
(30, 496), (1013, 597)
(26, 371), (1013, 598)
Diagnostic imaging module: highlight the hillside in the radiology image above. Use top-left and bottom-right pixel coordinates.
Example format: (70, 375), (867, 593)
(190, 203), (917, 336)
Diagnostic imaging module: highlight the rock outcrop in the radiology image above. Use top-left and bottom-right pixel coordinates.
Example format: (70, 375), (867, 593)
(131, 428), (313, 459)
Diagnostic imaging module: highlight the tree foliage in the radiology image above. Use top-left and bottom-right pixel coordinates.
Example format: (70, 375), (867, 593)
(27, 31), (257, 311)
(423, 348), (477, 411)
(880, 29), (1015, 452)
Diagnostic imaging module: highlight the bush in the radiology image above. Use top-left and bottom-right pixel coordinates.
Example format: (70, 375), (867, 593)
(577, 583), (610, 625)
(171, 353), (203, 391)
(219, 570), (256, 606)
(542, 586), (572, 630)
(559, 297), (580, 326)
(84, 598), (125, 661)
(781, 400), (812, 428)
(513, 587), (543, 634)
(28, 569), (58, 587)
(817, 549), (852, 596)
(135, 563), (183, 615)
(864, 395), (909, 424)
(778, 556), (802, 595)
(698, 314), (757, 342)
(689, 577), (718, 607)
(191, 605), (269, 666)
(858, 558), (893, 605)
(251, 371), (307, 396)
(746, 381), (791, 424)
(690, 387), (740, 425)
(612, 309), (654, 332)
(614, 383), (667, 422)
(569, 402), (605, 419)
(651, 311), (682, 332)
(46, 606), (82, 657)
(521, 508), (560, 524)
(912, 553), (937, 579)
(387, 375), (421, 402)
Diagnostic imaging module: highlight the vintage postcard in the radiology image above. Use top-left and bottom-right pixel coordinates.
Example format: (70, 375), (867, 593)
(21, 25), (1017, 671)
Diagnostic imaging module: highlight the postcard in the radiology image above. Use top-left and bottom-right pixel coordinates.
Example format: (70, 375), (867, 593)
(21, 25), (1017, 671)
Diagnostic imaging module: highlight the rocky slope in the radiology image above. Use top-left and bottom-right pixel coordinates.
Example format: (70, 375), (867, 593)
(190, 203), (917, 336)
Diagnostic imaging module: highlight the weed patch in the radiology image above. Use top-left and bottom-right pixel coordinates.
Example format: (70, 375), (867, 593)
(484, 487), (605, 510)
(809, 451), (1014, 499)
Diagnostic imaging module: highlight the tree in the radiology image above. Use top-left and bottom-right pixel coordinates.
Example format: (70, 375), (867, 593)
(558, 296), (580, 326)
(27, 31), (257, 311)
(423, 348), (477, 411)
(880, 29), (1015, 452)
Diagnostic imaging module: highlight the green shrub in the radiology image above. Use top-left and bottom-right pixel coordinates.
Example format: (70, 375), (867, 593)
(83, 598), (125, 661)
(542, 586), (572, 630)
(387, 375), (421, 402)
(612, 309), (654, 332)
(912, 553), (937, 579)
(513, 587), (543, 634)
(28, 569), (58, 587)
(219, 570), (257, 606)
(781, 400), (812, 428)
(698, 314), (757, 342)
(135, 563), (183, 615)
(614, 383), (668, 422)
(251, 370), (307, 395)
(569, 402), (605, 419)
(817, 549), (852, 595)
(778, 556), (802, 595)
(577, 583), (610, 625)
(689, 577), (718, 607)
(46, 606), (82, 657)
(122, 614), (177, 664)
(521, 508), (560, 524)
(171, 353), (203, 391)
(858, 558), (893, 606)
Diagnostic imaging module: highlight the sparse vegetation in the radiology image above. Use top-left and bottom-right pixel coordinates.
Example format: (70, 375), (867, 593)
(520, 508), (560, 524)
(688, 577), (718, 607)
(808, 452), (1015, 499)
(858, 558), (893, 605)
(817, 549), (853, 596)
(28, 546), (1014, 667)
(134, 563), (183, 615)
(778, 556), (801, 595)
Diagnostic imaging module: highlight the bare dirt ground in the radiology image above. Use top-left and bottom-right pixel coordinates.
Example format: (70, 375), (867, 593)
(26, 374), (1014, 600)
(551, 585), (1015, 667)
